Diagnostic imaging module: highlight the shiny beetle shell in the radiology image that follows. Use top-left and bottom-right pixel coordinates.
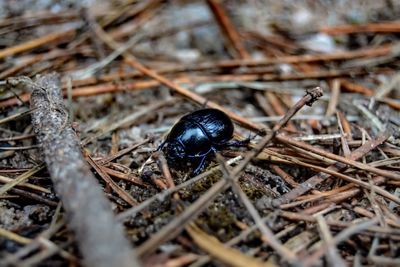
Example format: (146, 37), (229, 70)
(159, 108), (234, 174)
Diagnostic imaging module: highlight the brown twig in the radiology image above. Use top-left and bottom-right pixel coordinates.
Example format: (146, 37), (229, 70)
(268, 131), (390, 207)
(139, 43), (393, 71)
(153, 151), (175, 189)
(8, 188), (58, 206)
(0, 28), (77, 60)
(281, 210), (399, 235)
(265, 92), (297, 131)
(101, 166), (147, 187)
(85, 155), (139, 206)
(206, 0), (250, 59)
(231, 87), (323, 177)
(97, 138), (151, 165)
(265, 149), (400, 204)
(270, 165), (299, 188)
(0, 69), (359, 109)
(325, 79), (340, 116)
(315, 214), (347, 267)
(339, 79), (374, 96)
(320, 22), (400, 35)
(276, 135), (400, 180)
(337, 111), (353, 141)
(0, 164), (44, 196)
(304, 218), (379, 266)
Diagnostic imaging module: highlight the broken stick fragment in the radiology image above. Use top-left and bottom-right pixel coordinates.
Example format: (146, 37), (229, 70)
(27, 73), (140, 267)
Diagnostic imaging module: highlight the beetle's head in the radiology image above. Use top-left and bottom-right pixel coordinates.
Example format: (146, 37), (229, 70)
(166, 141), (186, 160)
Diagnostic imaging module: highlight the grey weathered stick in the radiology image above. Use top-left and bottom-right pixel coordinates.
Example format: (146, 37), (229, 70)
(27, 73), (140, 267)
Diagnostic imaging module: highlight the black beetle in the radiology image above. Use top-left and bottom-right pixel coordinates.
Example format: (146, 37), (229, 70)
(159, 108), (245, 175)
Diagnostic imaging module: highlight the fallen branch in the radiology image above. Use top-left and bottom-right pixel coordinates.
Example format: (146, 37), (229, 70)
(24, 73), (140, 267)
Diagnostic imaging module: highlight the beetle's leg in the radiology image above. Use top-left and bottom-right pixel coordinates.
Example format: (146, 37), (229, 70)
(157, 140), (167, 151)
(225, 139), (249, 147)
(187, 146), (214, 158)
(224, 134), (256, 147)
(191, 147), (216, 175)
(192, 155), (207, 175)
(223, 138), (251, 147)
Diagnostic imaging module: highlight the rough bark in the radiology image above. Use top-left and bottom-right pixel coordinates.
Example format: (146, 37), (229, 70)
(28, 73), (141, 267)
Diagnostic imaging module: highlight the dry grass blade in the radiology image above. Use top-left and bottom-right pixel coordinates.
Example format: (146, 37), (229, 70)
(82, 98), (174, 145)
(3, 219), (66, 265)
(0, 108), (36, 125)
(0, 174), (50, 193)
(98, 138), (151, 164)
(186, 224), (275, 267)
(0, 227), (32, 245)
(0, 164), (44, 196)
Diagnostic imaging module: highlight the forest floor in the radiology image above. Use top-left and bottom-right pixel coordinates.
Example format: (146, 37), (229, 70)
(0, 1), (399, 266)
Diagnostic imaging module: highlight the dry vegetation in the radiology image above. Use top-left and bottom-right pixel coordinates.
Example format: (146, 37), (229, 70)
(0, 0), (399, 266)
